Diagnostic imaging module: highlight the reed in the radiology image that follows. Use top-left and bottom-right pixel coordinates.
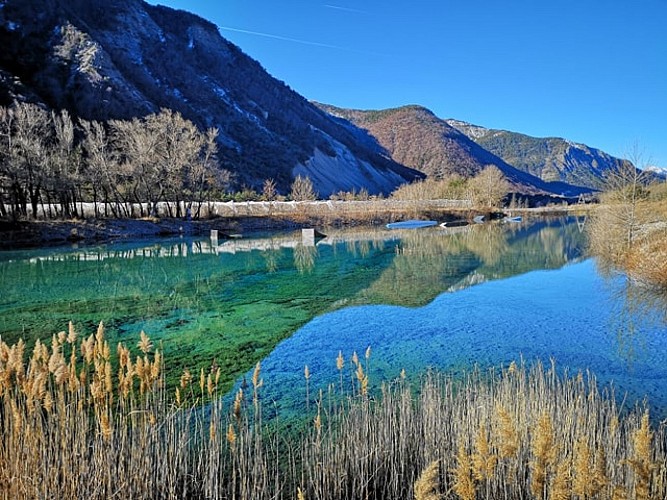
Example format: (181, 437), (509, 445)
(414, 460), (442, 500)
(452, 445), (476, 500)
(1, 326), (666, 499)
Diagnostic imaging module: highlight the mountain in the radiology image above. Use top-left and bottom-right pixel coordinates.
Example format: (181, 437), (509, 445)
(0, 0), (421, 197)
(446, 119), (630, 190)
(645, 166), (667, 180)
(319, 104), (591, 196)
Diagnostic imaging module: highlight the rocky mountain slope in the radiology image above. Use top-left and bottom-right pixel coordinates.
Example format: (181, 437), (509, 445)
(0, 0), (421, 197)
(1, 0), (626, 199)
(319, 104), (591, 196)
(446, 119), (630, 189)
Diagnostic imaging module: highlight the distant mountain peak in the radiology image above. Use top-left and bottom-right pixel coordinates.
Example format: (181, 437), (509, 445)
(645, 165), (667, 179)
(447, 118), (628, 190)
(320, 103), (593, 196)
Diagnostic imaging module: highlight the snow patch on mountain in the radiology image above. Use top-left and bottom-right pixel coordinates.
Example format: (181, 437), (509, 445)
(645, 165), (667, 178)
(445, 119), (489, 139)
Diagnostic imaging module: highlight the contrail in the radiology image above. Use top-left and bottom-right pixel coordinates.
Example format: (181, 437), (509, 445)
(218, 25), (386, 56)
(218, 26), (344, 50)
(324, 4), (369, 14)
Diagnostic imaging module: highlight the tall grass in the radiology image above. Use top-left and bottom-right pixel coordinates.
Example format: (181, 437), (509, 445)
(1, 325), (666, 499)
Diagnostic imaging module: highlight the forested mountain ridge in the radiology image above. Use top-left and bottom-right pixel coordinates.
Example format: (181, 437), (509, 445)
(319, 104), (592, 196)
(0, 0), (421, 196)
(445, 119), (631, 189)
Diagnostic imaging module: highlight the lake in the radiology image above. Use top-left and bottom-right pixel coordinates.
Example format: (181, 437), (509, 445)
(1, 216), (666, 415)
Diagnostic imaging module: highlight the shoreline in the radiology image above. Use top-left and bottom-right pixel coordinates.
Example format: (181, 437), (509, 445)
(0, 204), (585, 250)
(0, 216), (315, 250)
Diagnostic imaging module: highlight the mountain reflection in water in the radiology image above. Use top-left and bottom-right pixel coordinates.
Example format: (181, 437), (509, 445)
(0, 217), (601, 394)
(242, 258), (667, 420)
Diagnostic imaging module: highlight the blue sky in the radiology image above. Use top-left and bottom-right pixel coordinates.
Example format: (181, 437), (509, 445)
(147, 0), (667, 168)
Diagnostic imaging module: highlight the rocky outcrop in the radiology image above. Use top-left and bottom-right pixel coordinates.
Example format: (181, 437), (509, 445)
(0, 0), (421, 195)
(446, 119), (630, 189)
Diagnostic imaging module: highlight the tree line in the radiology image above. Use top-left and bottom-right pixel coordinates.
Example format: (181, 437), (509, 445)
(0, 102), (229, 220)
(0, 101), (514, 222)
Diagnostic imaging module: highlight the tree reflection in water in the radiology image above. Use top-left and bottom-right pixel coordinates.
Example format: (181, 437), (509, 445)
(601, 267), (667, 365)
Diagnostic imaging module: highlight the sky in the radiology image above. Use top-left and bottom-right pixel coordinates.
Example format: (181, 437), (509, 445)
(146, 0), (667, 168)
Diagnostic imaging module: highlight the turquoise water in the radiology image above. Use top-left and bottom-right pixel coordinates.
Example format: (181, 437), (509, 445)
(251, 259), (667, 417)
(2, 216), (665, 411)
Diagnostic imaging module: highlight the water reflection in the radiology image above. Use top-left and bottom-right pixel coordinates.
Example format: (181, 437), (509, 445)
(293, 244), (318, 274)
(245, 259), (667, 419)
(0, 217), (592, 393)
(603, 273), (667, 366)
(359, 218), (585, 307)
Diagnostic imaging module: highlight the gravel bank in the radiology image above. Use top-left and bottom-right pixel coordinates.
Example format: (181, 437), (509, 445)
(0, 217), (312, 250)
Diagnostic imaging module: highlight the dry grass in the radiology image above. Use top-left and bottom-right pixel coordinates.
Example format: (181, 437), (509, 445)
(626, 222), (667, 287)
(414, 460), (442, 500)
(1, 326), (666, 499)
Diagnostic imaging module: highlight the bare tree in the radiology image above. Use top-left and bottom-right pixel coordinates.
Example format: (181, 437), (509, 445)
(468, 165), (510, 210)
(262, 178), (277, 202)
(47, 109), (82, 218)
(0, 106), (13, 218)
(600, 145), (650, 249)
(187, 127), (226, 217)
(587, 144), (661, 279)
(154, 109), (200, 217)
(80, 119), (119, 217)
(9, 103), (52, 218)
(110, 116), (162, 217)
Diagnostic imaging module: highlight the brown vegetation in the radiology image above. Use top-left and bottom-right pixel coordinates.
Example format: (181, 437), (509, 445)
(320, 104), (496, 180)
(588, 162), (667, 289)
(390, 167), (509, 211)
(1, 325), (666, 499)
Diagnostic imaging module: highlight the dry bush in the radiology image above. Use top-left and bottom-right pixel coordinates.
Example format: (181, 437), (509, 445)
(467, 166), (510, 210)
(414, 460), (442, 500)
(391, 176), (469, 201)
(290, 175), (318, 201)
(590, 196), (667, 289)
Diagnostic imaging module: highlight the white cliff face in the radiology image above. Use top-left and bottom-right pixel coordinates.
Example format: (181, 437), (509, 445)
(445, 119), (490, 140)
(293, 139), (408, 198)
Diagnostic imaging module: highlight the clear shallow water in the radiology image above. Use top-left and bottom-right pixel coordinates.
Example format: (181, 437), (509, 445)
(2, 216), (665, 411)
(249, 258), (667, 417)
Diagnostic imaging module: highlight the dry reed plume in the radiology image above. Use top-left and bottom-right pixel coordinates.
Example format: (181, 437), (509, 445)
(1, 325), (666, 499)
(414, 460), (442, 500)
